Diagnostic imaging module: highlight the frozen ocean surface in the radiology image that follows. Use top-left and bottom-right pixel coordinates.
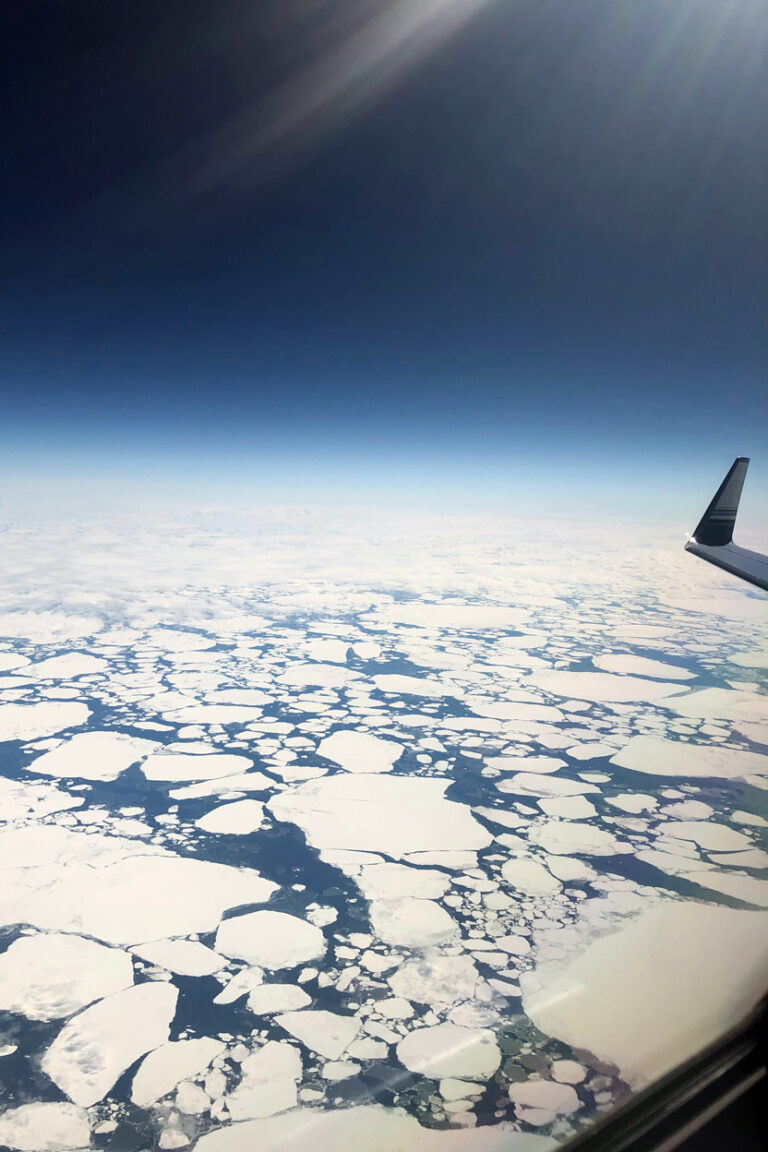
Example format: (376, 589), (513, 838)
(0, 507), (766, 1152)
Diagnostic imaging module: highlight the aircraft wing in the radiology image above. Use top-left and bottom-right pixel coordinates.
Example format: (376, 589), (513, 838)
(684, 457), (768, 592)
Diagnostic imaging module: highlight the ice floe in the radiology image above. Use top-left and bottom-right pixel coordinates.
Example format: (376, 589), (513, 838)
(142, 751), (252, 781)
(0, 827), (277, 943)
(369, 898), (458, 948)
(275, 1009), (359, 1059)
(246, 983), (311, 1014)
(397, 1022), (501, 1079)
(522, 901), (768, 1084)
(529, 671), (684, 703)
(28, 731), (158, 781)
(216, 911), (325, 969)
(0, 1103), (90, 1151)
(132, 1037), (225, 1106)
(269, 775), (492, 859)
(131, 939), (225, 976)
(373, 674), (452, 697)
(42, 981), (178, 1106)
(193, 1102), (545, 1152)
(0, 776), (83, 822)
(0, 701), (90, 742)
(195, 799), (265, 834)
(592, 654), (694, 680)
(610, 734), (768, 780)
(501, 859), (560, 895)
(0, 932), (133, 1020)
(317, 729), (403, 773)
(225, 1040), (303, 1119)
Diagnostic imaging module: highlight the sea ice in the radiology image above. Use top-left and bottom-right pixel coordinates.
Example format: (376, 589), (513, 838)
(195, 799), (265, 834)
(132, 1037), (225, 1106)
(25, 654), (108, 680)
(486, 755), (565, 774)
(593, 654), (694, 680)
(610, 735), (768, 780)
(370, 898), (458, 948)
(388, 954), (486, 1010)
(28, 731), (158, 781)
(0, 829), (277, 944)
(373, 674), (452, 697)
(42, 982), (178, 1106)
(662, 821), (752, 852)
(281, 664), (359, 688)
(317, 730), (403, 773)
(501, 859), (561, 895)
(131, 939), (225, 976)
(528, 820), (625, 856)
(246, 983), (312, 1014)
(274, 1009), (359, 1059)
(0, 701), (90, 742)
(528, 671), (683, 703)
(538, 795), (597, 819)
(216, 911), (326, 969)
(397, 1023), (500, 1080)
(225, 1041), (303, 1120)
(0, 932), (133, 1020)
(193, 1102), (541, 1152)
(508, 1080), (580, 1117)
(522, 901), (768, 1084)
(0, 776), (83, 822)
(142, 751), (252, 781)
(269, 774), (492, 859)
(0, 1103), (90, 1152)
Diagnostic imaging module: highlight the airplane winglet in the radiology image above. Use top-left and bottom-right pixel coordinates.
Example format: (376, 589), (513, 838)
(684, 457), (768, 593)
(689, 456), (749, 547)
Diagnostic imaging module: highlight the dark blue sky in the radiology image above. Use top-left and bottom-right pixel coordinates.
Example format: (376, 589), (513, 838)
(1, 0), (766, 514)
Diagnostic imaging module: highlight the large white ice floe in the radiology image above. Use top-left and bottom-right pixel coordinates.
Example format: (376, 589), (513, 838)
(132, 1037), (225, 1106)
(280, 663), (359, 688)
(268, 774), (492, 859)
(317, 729), (403, 773)
(0, 776), (83, 823)
(372, 674), (453, 697)
(141, 751), (252, 781)
(274, 1009), (359, 1059)
(0, 1103), (90, 1151)
(592, 654), (695, 680)
(130, 939), (225, 976)
(25, 653), (108, 680)
(397, 1022), (501, 1080)
(0, 825), (277, 943)
(369, 898), (458, 948)
(194, 1102), (548, 1152)
(528, 820), (627, 856)
(246, 983), (311, 1014)
(0, 932), (133, 1020)
(528, 671), (685, 703)
(388, 954), (487, 1011)
(225, 1040), (303, 1120)
(508, 1080), (580, 1125)
(521, 901), (768, 1085)
(662, 687), (768, 722)
(27, 731), (158, 781)
(379, 603), (530, 630)
(501, 859), (561, 895)
(42, 981), (178, 1106)
(195, 799), (265, 834)
(0, 701), (90, 742)
(610, 734), (768, 780)
(215, 911), (325, 969)
(353, 862), (451, 900)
